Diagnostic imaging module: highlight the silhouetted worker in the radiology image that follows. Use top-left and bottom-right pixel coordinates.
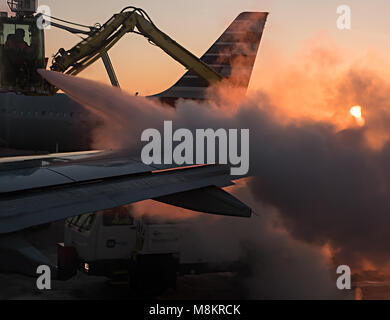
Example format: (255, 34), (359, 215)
(4, 29), (32, 86)
(5, 29), (30, 51)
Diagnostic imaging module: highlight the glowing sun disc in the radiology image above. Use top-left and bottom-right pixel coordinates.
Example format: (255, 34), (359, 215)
(350, 106), (365, 126)
(350, 106), (362, 119)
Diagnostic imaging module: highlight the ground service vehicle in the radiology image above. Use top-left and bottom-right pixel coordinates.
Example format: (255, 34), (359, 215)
(59, 206), (239, 297)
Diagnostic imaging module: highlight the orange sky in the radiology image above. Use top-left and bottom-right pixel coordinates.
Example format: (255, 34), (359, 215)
(3, 0), (390, 96)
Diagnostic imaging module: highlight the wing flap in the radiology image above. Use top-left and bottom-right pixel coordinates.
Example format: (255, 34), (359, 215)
(155, 186), (251, 218)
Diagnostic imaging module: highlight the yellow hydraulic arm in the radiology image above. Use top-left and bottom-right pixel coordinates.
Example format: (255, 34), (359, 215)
(50, 7), (222, 90)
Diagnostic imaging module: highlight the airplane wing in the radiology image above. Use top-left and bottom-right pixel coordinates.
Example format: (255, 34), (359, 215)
(0, 150), (251, 234)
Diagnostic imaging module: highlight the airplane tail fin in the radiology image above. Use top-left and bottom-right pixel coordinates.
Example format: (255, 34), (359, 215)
(151, 12), (268, 104)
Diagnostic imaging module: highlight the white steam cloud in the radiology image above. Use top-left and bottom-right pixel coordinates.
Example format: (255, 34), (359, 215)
(40, 67), (373, 299)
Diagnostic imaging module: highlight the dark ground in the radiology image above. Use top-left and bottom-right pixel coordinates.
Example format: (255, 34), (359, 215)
(0, 269), (242, 300)
(0, 221), (246, 300)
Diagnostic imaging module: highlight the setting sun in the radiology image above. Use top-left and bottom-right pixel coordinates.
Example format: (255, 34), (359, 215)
(350, 106), (362, 118)
(350, 106), (365, 126)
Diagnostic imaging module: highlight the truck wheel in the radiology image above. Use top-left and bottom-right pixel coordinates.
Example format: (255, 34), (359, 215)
(129, 267), (167, 298)
(129, 254), (177, 298)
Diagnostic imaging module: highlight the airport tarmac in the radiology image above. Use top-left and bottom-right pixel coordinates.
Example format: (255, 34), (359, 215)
(0, 269), (242, 300)
(0, 221), (245, 300)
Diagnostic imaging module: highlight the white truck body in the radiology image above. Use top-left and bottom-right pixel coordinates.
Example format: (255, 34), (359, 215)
(64, 207), (180, 262)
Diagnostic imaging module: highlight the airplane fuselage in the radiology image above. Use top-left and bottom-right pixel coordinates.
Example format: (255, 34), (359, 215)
(0, 93), (102, 153)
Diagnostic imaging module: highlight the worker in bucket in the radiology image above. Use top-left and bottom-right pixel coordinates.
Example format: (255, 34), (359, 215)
(5, 28), (33, 86)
